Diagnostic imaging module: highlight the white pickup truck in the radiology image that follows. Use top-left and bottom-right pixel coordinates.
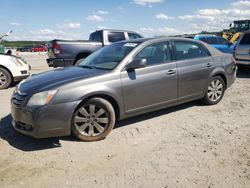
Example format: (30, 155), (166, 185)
(0, 54), (30, 89)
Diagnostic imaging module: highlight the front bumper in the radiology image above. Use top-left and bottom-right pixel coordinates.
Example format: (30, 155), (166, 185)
(11, 96), (79, 138)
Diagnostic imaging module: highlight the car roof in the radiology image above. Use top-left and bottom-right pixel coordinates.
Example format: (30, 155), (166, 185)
(195, 35), (218, 38)
(120, 36), (203, 44)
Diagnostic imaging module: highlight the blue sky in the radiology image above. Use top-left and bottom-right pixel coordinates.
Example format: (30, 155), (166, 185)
(0, 0), (249, 41)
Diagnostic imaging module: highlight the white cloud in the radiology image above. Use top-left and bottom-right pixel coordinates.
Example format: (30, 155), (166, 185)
(97, 25), (107, 29)
(9, 22), (21, 26)
(139, 27), (154, 33)
(56, 22), (81, 30)
(96, 10), (109, 15)
(232, 0), (250, 10)
(28, 29), (80, 40)
(177, 0), (250, 33)
(132, 0), (164, 6)
(86, 15), (104, 22)
(158, 27), (181, 35)
(155, 13), (174, 20)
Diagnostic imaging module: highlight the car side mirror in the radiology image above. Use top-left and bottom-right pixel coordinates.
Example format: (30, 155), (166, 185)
(126, 58), (147, 71)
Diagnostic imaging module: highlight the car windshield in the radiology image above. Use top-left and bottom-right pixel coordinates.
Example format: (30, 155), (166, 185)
(78, 42), (140, 70)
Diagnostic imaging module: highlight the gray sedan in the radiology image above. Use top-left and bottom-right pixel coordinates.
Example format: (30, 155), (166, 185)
(11, 37), (236, 141)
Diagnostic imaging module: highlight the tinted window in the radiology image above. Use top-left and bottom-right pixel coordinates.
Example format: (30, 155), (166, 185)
(174, 41), (207, 60)
(206, 37), (218, 44)
(199, 37), (207, 43)
(239, 33), (250, 45)
(78, 42), (140, 70)
(217, 37), (230, 45)
(128, 33), (141, 39)
(89, 31), (103, 42)
(134, 42), (172, 66)
(108, 32), (125, 43)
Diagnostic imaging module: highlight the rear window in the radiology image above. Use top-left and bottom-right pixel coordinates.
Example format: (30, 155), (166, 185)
(217, 37), (230, 45)
(199, 37), (207, 43)
(206, 37), (218, 44)
(89, 31), (103, 42)
(174, 41), (209, 60)
(128, 33), (142, 39)
(108, 32), (126, 43)
(239, 33), (250, 45)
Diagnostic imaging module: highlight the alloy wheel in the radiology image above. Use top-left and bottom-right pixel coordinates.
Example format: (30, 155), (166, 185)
(0, 70), (7, 87)
(207, 78), (223, 102)
(74, 104), (109, 137)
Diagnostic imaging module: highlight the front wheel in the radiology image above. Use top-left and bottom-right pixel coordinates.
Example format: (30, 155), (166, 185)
(72, 98), (115, 141)
(0, 68), (12, 89)
(203, 76), (225, 105)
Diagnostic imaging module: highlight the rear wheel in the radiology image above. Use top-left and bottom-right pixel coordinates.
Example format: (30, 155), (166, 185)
(203, 76), (225, 105)
(0, 68), (12, 89)
(72, 98), (115, 141)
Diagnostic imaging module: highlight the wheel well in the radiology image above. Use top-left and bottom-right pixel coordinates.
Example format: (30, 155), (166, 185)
(214, 73), (227, 88)
(78, 94), (120, 121)
(74, 53), (90, 64)
(0, 65), (13, 80)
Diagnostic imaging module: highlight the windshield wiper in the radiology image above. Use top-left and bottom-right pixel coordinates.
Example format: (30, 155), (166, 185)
(80, 65), (95, 69)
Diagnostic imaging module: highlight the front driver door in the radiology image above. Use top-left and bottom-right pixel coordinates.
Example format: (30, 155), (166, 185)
(121, 41), (178, 114)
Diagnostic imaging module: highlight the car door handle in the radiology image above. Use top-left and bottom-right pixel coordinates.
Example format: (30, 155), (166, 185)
(206, 63), (212, 67)
(166, 69), (176, 75)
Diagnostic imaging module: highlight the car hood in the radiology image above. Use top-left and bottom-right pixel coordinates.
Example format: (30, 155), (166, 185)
(18, 66), (109, 94)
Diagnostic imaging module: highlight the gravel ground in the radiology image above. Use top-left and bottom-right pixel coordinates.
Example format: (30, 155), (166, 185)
(0, 52), (249, 188)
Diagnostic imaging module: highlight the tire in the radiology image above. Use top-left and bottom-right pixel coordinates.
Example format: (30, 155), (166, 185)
(0, 68), (12, 89)
(71, 98), (116, 141)
(203, 76), (225, 105)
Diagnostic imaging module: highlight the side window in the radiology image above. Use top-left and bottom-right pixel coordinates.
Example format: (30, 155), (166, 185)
(128, 33), (142, 39)
(206, 37), (218, 44)
(134, 42), (172, 66)
(199, 37), (207, 43)
(174, 41), (208, 60)
(108, 32), (126, 43)
(217, 37), (230, 45)
(239, 34), (250, 45)
(89, 31), (103, 42)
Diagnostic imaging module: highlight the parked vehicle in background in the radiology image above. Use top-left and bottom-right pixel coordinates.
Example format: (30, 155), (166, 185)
(16, 46), (33, 52)
(234, 30), (250, 71)
(194, 35), (234, 54)
(46, 29), (143, 67)
(31, 45), (47, 52)
(12, 37), (236, 141)
(0, 54), (30, 89)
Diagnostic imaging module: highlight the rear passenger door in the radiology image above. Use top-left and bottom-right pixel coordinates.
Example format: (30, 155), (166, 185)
(173, 40), (214, 100)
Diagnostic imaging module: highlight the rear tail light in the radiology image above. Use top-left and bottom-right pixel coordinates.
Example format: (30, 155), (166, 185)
(52, 42), (61, 55)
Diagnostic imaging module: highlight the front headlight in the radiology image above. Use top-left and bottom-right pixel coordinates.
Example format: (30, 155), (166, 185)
(27, 90), (58, 107)
(11, 57), (24, 66)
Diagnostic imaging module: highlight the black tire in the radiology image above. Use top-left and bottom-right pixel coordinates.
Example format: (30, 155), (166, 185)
(71, 98), (116, 141)
(0, 68), (12, 89)
(203, 76), (225, 105)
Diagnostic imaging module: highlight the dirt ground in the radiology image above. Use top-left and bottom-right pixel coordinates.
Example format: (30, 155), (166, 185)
(0, 53), (249, 188)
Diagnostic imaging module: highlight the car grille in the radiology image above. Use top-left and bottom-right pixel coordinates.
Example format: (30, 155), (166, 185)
(12, 92), (28, 107)
(21, 70), (28, 74)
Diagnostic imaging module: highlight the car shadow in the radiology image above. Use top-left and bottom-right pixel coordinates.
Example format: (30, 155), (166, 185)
(0, 100), (201, 151)
(115, 100), (200, 129)
(237, 70), (250, 78)
(0, 114), (64, 151)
